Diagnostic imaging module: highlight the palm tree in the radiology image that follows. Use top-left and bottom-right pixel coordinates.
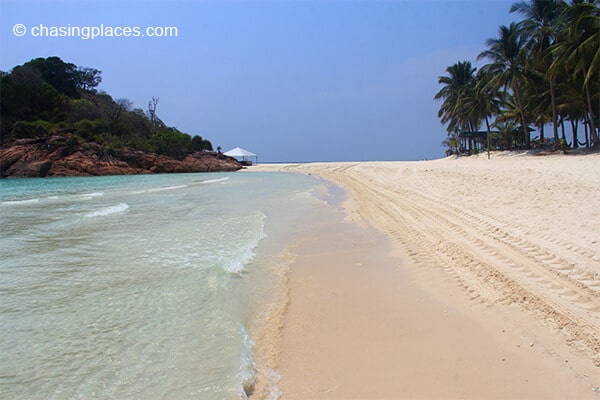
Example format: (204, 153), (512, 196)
(478, 22), (532, 147)
(549, 1), (599, 148)
(510, 0), (564, 144)
(519, 67), (555, 145)
(434, 61), (478, 133)
(494, 91), (535, 148)
(434, 61), (479, 152)
(467, 69), (502, 157)
(441, 132), (461, 156)
(495, 121), (522, 149)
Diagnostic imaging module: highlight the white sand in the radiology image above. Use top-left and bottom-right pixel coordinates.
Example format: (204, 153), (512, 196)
(247, 152), (600, 398)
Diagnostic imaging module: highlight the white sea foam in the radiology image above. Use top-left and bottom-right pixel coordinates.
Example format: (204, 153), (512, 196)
(1, 198), (40, 206)
(148, 185), (188, 193)
(83, 192), (104, 198)
(238, 324), (256, 400)
(264, 370), (283, 400)
(221, 242), (263, 273)
(77, 192), (105, 201)
(86, 203), (129, 217)
(220, 214), (267, 274)
(201, 177), (230, 185)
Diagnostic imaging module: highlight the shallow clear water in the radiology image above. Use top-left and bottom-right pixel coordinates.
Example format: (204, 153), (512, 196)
(0, 172), (343, 399)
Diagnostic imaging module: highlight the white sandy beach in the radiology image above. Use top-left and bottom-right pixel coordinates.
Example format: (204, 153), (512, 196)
(247, 152), (600, 399)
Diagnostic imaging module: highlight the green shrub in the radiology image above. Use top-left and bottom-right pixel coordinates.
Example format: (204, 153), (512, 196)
(76, 119), (95, 139)
(12, 119), (53, 139)
(66, 134), (82, 147)
(559, 138), (568, 149)
(191, 135), (213, 151)
(149, 128), (192, 159)
(69, 98), (98, 121)
(76, 119), (108, 139)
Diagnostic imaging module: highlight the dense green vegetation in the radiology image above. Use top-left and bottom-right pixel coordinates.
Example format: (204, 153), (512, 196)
(0, 56), (213, 159)
(435, 0), (599, 155)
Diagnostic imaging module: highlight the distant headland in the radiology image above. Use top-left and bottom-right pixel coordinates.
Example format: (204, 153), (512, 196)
(0, 56), (241, 177)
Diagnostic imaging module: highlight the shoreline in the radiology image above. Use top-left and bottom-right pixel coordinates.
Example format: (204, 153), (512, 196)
(247, 152), (599, 398)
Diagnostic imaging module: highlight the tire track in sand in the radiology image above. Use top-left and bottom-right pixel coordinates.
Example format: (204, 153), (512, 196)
(293, 163), (600, 366)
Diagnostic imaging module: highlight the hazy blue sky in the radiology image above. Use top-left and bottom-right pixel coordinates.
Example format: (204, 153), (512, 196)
(1, 0), (516, 162)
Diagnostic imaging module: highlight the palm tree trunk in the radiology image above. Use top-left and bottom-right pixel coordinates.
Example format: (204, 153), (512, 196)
(584, 116), (590, 148)
(485, 116), (492, 159)
(549, 79), (559, 143)
(584, 78), (599, 149)
(513, 83), (530, 148)
(571, 120), (578, 149)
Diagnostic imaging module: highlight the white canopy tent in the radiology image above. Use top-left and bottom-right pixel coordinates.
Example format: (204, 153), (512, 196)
(223, 147), (258, 165)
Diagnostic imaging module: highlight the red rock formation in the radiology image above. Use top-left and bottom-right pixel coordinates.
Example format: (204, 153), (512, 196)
(0, 138), (242, 178)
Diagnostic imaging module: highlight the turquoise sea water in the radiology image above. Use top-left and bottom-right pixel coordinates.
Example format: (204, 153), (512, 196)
(0, 172), (344, 399)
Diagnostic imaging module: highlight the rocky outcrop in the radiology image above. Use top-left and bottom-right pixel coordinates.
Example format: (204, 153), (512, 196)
(0, 137), (242, 178)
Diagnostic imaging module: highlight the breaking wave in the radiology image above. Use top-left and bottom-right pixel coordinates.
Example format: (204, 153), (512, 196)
(1, 198), (40, 206)
(147, 185), (188, 193)
(201, 177), (230, 185)
(85, 203), (129, 217)
(219, 213), (267, 274)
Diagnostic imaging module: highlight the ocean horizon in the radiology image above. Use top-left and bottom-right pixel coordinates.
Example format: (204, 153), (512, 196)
(0, 171), (346, 399)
